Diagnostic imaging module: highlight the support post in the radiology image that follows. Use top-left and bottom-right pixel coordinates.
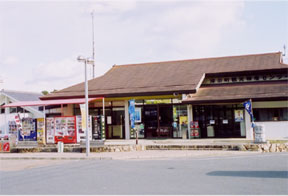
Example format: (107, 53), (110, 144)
(84, 60), (90, 156)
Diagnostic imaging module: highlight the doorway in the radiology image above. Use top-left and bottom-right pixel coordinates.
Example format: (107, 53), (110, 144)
(143, 104), (173, 138)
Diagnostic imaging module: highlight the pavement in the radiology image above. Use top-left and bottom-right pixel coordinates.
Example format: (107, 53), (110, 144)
(0, 150), (262, 172)
(104, 138), (254, 145)
(0, 150), (261, 160)
(1, 152), (287, 195)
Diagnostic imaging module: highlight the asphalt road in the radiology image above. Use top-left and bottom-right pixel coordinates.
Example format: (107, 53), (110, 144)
(0, 153), (287, 195)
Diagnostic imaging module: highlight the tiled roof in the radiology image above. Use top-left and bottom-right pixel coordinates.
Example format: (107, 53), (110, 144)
(182, 81), (288, 103)
(42, 52), (288, 100)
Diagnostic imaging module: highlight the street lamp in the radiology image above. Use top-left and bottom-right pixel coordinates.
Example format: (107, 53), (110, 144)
(77, 55), (94, 156)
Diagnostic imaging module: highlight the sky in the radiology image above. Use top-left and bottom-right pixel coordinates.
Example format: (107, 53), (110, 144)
(0, 0), (287, 93)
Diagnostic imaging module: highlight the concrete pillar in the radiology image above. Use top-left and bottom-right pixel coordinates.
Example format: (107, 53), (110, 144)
(187, 104), (193, 139)
(245, 110), (253, 140)
(124, 100), (130, 140)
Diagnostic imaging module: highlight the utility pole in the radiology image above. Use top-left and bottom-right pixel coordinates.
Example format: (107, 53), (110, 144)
(91, 11), (95, 79)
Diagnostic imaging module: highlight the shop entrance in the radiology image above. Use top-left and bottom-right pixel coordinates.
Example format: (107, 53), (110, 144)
(107, 108), (125, 139)
(143, 105), (173, 138)
(193, 105), (246, 138)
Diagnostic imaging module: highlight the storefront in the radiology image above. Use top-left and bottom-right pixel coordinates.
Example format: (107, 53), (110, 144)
(192, 104), (246, 138)
(4, 52), (287, 141)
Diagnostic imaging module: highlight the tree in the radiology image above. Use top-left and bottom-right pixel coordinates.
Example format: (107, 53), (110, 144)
(41, 90), (49, 95)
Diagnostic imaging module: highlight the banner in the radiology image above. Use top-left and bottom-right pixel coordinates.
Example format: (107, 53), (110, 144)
(129, 100), (135, 129)
(243, 100), (253, 119)
(80, 104), (86, 130)
(243, 100), (255, 127)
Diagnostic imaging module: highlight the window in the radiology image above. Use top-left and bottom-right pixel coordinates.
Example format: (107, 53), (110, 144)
(254, 108), (288, 121)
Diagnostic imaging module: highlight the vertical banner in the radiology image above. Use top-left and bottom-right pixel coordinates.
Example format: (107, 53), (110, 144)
(243, 99), (255, 127)
(80, 104), (86, 131)
(129, 100), (135, 129)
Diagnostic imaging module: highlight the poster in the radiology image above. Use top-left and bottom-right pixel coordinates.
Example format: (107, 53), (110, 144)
(179, 116), (188, 126)
(135, 108), (142, 123)
(235, 110), (244, 122)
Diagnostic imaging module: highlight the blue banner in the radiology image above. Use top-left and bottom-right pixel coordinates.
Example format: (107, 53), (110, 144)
(129, 100), (135, 129)
(243, 100), (255, 127)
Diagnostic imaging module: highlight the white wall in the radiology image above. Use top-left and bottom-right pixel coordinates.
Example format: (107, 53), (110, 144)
(252, 100), (288, 140)
(255, 121), (288, 140)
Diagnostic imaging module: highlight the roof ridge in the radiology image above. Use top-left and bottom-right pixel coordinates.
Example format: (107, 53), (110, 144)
(113, 52), (282, 68)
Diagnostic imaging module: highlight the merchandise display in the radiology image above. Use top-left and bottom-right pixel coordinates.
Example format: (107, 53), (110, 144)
(18, 118), (37, 141)
(54, 116), (77, 144)
(46, 117), (55, 144)
(37, 118), (45, 144)
(76, 115), (92, 142)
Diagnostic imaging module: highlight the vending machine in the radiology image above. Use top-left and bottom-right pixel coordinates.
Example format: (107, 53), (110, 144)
(8, 121), (18, 138)
(37, 118), (45, 144)
(190, 121), (200, 139)
(76, 115), (92, 143)
(92, 115), (105, 140)
(46, 117), (55, 144)
(18, 118), (37, 141)
(54, 116), (77, 144)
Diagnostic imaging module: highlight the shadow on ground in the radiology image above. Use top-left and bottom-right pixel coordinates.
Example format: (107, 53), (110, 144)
(207, 171), (288, 179)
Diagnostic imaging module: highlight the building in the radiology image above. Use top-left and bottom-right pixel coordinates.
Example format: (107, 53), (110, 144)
(0, 90), (43, 137)
(39, 52), (288, 141)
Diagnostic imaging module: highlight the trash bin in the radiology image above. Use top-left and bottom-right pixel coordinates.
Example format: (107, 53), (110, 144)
(254, 124), (266, 143)
(57, 142), (64, 153)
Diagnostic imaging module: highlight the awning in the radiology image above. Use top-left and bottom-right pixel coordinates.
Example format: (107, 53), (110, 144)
(1, 97), (104, 108)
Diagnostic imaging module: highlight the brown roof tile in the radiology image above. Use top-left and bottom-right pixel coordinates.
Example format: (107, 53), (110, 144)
(182, 82), (288, 103)
(42, 52), (288, 100)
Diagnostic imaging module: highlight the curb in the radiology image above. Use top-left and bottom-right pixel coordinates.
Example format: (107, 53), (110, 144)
(0, 157), (113, 160)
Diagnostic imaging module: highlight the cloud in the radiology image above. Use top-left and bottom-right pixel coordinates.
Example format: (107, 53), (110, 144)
(82, 1), (137, 14)
(87, 1), (246, 64)
(1, 56), (19, 65)
(25, 57), (110, 92)
(1, 1), (246, 92)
